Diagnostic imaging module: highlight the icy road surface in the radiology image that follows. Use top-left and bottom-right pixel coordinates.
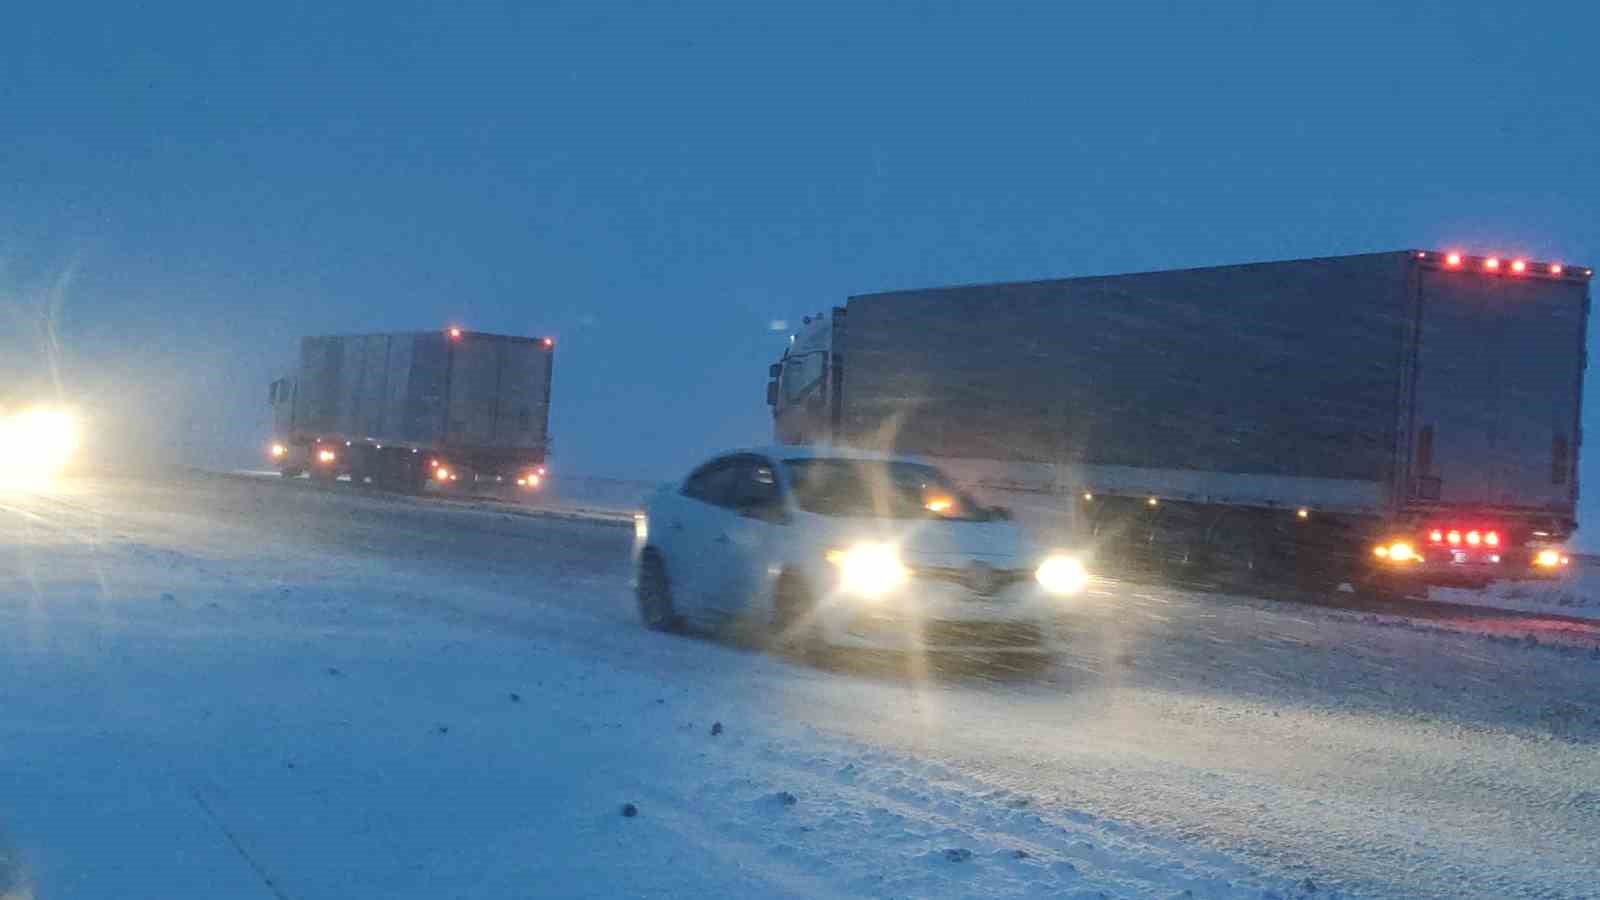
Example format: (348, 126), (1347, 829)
(3, 474), (1599, 899)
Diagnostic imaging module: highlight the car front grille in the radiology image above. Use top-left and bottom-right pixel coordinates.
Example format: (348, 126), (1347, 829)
(911, 564), (1030, 598)
(923, 620), (1043, 649)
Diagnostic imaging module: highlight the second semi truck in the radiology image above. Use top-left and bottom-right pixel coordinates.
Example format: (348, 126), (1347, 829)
(270, 328), (553, 493)
(769, 250), (1591, 596)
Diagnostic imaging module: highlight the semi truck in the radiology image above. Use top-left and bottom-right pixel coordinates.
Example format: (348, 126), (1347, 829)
(768, 250), (1592, 596)
(269, 328), (553, 493)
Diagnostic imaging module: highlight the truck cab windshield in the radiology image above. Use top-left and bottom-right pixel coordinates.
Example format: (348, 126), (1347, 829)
(782, 458), (990, 521)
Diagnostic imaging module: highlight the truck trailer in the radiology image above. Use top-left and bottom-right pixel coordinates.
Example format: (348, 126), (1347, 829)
(768, 250), (1591, 595)
(269, 328), (553, 493)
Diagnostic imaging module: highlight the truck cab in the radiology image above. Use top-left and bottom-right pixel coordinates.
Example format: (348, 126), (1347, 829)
(768, 313), (837, 445)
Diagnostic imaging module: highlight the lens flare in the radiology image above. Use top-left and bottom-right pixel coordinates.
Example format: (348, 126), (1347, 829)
(0, 407), (82, 488)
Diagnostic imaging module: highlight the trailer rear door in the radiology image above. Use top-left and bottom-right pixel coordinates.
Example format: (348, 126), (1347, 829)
(1410, 266), (1587, 513)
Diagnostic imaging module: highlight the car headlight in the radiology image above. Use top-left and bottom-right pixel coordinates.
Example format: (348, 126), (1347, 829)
(826, 542), (908, 597)
(1035, 555), (1088, 595)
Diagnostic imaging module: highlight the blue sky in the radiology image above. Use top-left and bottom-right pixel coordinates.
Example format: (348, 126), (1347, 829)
(3, 1), (1598, 491)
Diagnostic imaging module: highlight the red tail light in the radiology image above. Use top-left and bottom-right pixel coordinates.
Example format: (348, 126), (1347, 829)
(1447, 530), (1461, 545)
(1551, 264), (1564, 275)
(1485, 531), (1500, 547)
(1429, 530), (1444, 543)
(1466, 530), (1482, 546)
(1485, 258), (1501, 271)
(1446, 253), (1463, 267)
(1511, 259), (1527, 273)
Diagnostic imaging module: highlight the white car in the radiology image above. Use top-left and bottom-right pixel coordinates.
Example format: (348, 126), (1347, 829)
(632, 446), (1089, 658)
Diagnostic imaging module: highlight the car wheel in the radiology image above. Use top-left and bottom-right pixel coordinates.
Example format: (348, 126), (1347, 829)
(772, 573), (827, 663)
(636, 552), (680, 632)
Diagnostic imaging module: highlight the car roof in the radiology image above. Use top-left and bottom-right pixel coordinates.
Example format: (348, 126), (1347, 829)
(713, 445), (930, 466)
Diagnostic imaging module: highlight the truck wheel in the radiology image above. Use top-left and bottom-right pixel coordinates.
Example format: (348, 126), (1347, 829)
(637, 552), (680, 632)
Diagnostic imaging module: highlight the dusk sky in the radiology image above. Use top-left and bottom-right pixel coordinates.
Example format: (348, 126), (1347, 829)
(4, 1), (1597, 489)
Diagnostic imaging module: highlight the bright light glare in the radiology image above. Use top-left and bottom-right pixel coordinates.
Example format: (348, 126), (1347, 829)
(1035, 555), (1088, 595)
(1466, 530), (1481, 546)
(1511, 259), (1527, 273)
(925, 496), (952, 513)
(0, 407), (81, 487)
(270, 443), (287, 457)
(1485, 531), (1500, 547)
(1446, 253), (1462, 267)
(1387, 542), (1415, 562)
(826, 543), (908, 597)
(633, 514), (649, 542)
(435, 467), (452, 481)
(1536, 549), (1562, 568)
(317, 449), (336, 463)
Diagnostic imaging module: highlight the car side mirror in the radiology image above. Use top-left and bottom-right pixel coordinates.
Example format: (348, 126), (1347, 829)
(766, 380), (779, 406)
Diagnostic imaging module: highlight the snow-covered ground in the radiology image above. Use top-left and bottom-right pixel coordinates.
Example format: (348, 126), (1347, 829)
(1433, 562), (1600, 622)
(4, 473), (1600, 899)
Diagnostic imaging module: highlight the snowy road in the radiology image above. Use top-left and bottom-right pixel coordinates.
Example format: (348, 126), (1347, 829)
(4, 473), (1599, 899)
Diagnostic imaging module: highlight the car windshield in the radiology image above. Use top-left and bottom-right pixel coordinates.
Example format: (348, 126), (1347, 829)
(782, 458), (990, 521)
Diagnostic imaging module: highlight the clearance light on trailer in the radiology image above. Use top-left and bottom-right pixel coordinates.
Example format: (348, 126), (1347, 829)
(1446, 253), (1463, 267)
(1297, 508), (1310, 520)
(542, 337), (554, 348)
(1484, 257), (1501, 271)
(449, 327), (463, 340)
(1550, 264), (1564, 275)
(1511, 259), (1527, 273)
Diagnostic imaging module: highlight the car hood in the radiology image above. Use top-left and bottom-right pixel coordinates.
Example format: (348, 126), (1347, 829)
(814, 516), (1037, 567)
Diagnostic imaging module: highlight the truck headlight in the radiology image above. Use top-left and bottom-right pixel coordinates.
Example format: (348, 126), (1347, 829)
(270, 443), (287, 457)
(1035, 555), (1088, 595)
(317, 449), (337, 464)
(826, 543), (908, 597)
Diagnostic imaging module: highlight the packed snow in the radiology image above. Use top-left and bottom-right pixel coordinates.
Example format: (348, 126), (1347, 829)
(4, 472), (1599, 899)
